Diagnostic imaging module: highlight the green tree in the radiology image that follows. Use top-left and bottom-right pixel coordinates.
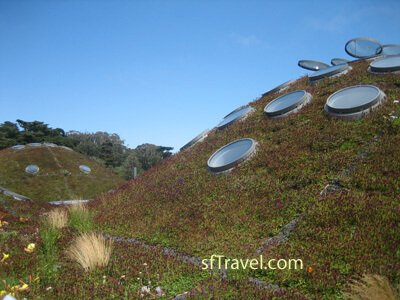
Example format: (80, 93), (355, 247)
(135, 143), (173, 171)
(0, 121), (19, 139)
(0, 121), (20, 148)
(100, 141), (115, 167)
(120, 150), (142, 179)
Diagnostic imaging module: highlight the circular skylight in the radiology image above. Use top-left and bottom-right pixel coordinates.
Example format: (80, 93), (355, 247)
(11, 145), (25, 150)
(216, 106), (254, 129)
(308, 63), (350, 82)
(331, 58), (350, 66)
(298, 60), (329, 71)
(264, 90), (312, 117)
(223, 105), (249, 119)
(207, 138), (256, 173)
(345, 37), (382, 58)
(79, 165), (91, 174)
(381, 44), (400, 56)
(25, 165), (39, 174)
(180, 129), (210, 151)
(262, 79), (295, 97)
(370, 55), (400, 73)
(325, 85), (385, 119)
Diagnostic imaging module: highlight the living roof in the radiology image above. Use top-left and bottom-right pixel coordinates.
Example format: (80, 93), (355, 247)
(1, 59), (399, 299)
(0, 145), (124, 203)
(91, 59), (400, 297)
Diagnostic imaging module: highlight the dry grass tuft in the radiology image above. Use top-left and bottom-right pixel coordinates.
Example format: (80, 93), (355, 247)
(68, 203), (87, 213)
(344, 274), (399, 300)
(44, 208), (68, 229)
(66, 232), (113, 271)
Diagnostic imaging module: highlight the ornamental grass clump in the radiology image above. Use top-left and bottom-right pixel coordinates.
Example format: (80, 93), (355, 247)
(66, 233), (113, 271)
(344, 274), (398, 300)
(45, 208), (68, 229)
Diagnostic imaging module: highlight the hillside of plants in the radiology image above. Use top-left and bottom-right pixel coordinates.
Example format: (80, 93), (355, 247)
(0, 145), (125, 203)
(93, 59), (400, 298)
(1, 58), (399, 299)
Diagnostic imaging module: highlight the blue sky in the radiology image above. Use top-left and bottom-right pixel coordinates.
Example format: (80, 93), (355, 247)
(1, 0), (399, 151)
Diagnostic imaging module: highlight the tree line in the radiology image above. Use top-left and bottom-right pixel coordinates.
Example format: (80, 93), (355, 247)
(0, 120), (173, 179)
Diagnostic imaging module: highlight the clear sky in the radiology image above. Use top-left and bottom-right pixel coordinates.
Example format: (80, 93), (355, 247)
(1, 0), (399, 151)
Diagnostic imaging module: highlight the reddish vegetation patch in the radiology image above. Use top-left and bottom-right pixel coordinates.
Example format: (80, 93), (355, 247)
(92, 60), (400, 297)
(2, 60), (399, 298)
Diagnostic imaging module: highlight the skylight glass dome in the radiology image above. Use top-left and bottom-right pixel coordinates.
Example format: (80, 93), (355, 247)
(25, 165), (39, 174)
(331, 58), (350, 66)
(180, 129), (210, 151)
(308, 63), (350, 82)
(345, 37), (382, 58)
(369, 55), (400, 73)
(324, 85), (385, 119)
(381, 44), (400, 56)
(223, 105), (249, 119)
(79, 165), (91, 174)
(298, 60), (329, 71)
(216, 106), (254, 129)
(207, 138), (256, 173)
(264, 90), (312, 117)
(262, 79), (295, 97)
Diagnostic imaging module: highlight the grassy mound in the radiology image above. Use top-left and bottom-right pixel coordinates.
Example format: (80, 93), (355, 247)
(2, 60), (399, 298)
(0, 145), (124, 202)
(92, 60), (400, 297)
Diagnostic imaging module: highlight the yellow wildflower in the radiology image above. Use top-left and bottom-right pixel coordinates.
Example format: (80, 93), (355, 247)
(10, 283), (29, 292)
(1, 253), (10, 262)
(0, 290), (6, 296)
(18, 283), (29, 291)
(0, 220), (8, 228)
(24, 243), (36, 253)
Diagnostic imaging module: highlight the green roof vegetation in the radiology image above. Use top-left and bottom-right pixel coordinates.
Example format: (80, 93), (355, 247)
(1, 59), (399, 299)
(0, 145), (124, 202)
(92, 60), (400, 297)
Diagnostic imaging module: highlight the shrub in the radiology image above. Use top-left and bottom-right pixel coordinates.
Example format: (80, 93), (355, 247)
(66, 233), (113, 271)
(344, 274), (398, 300)
(44, 208), (68, 229)
(68, 204), (93, 232)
